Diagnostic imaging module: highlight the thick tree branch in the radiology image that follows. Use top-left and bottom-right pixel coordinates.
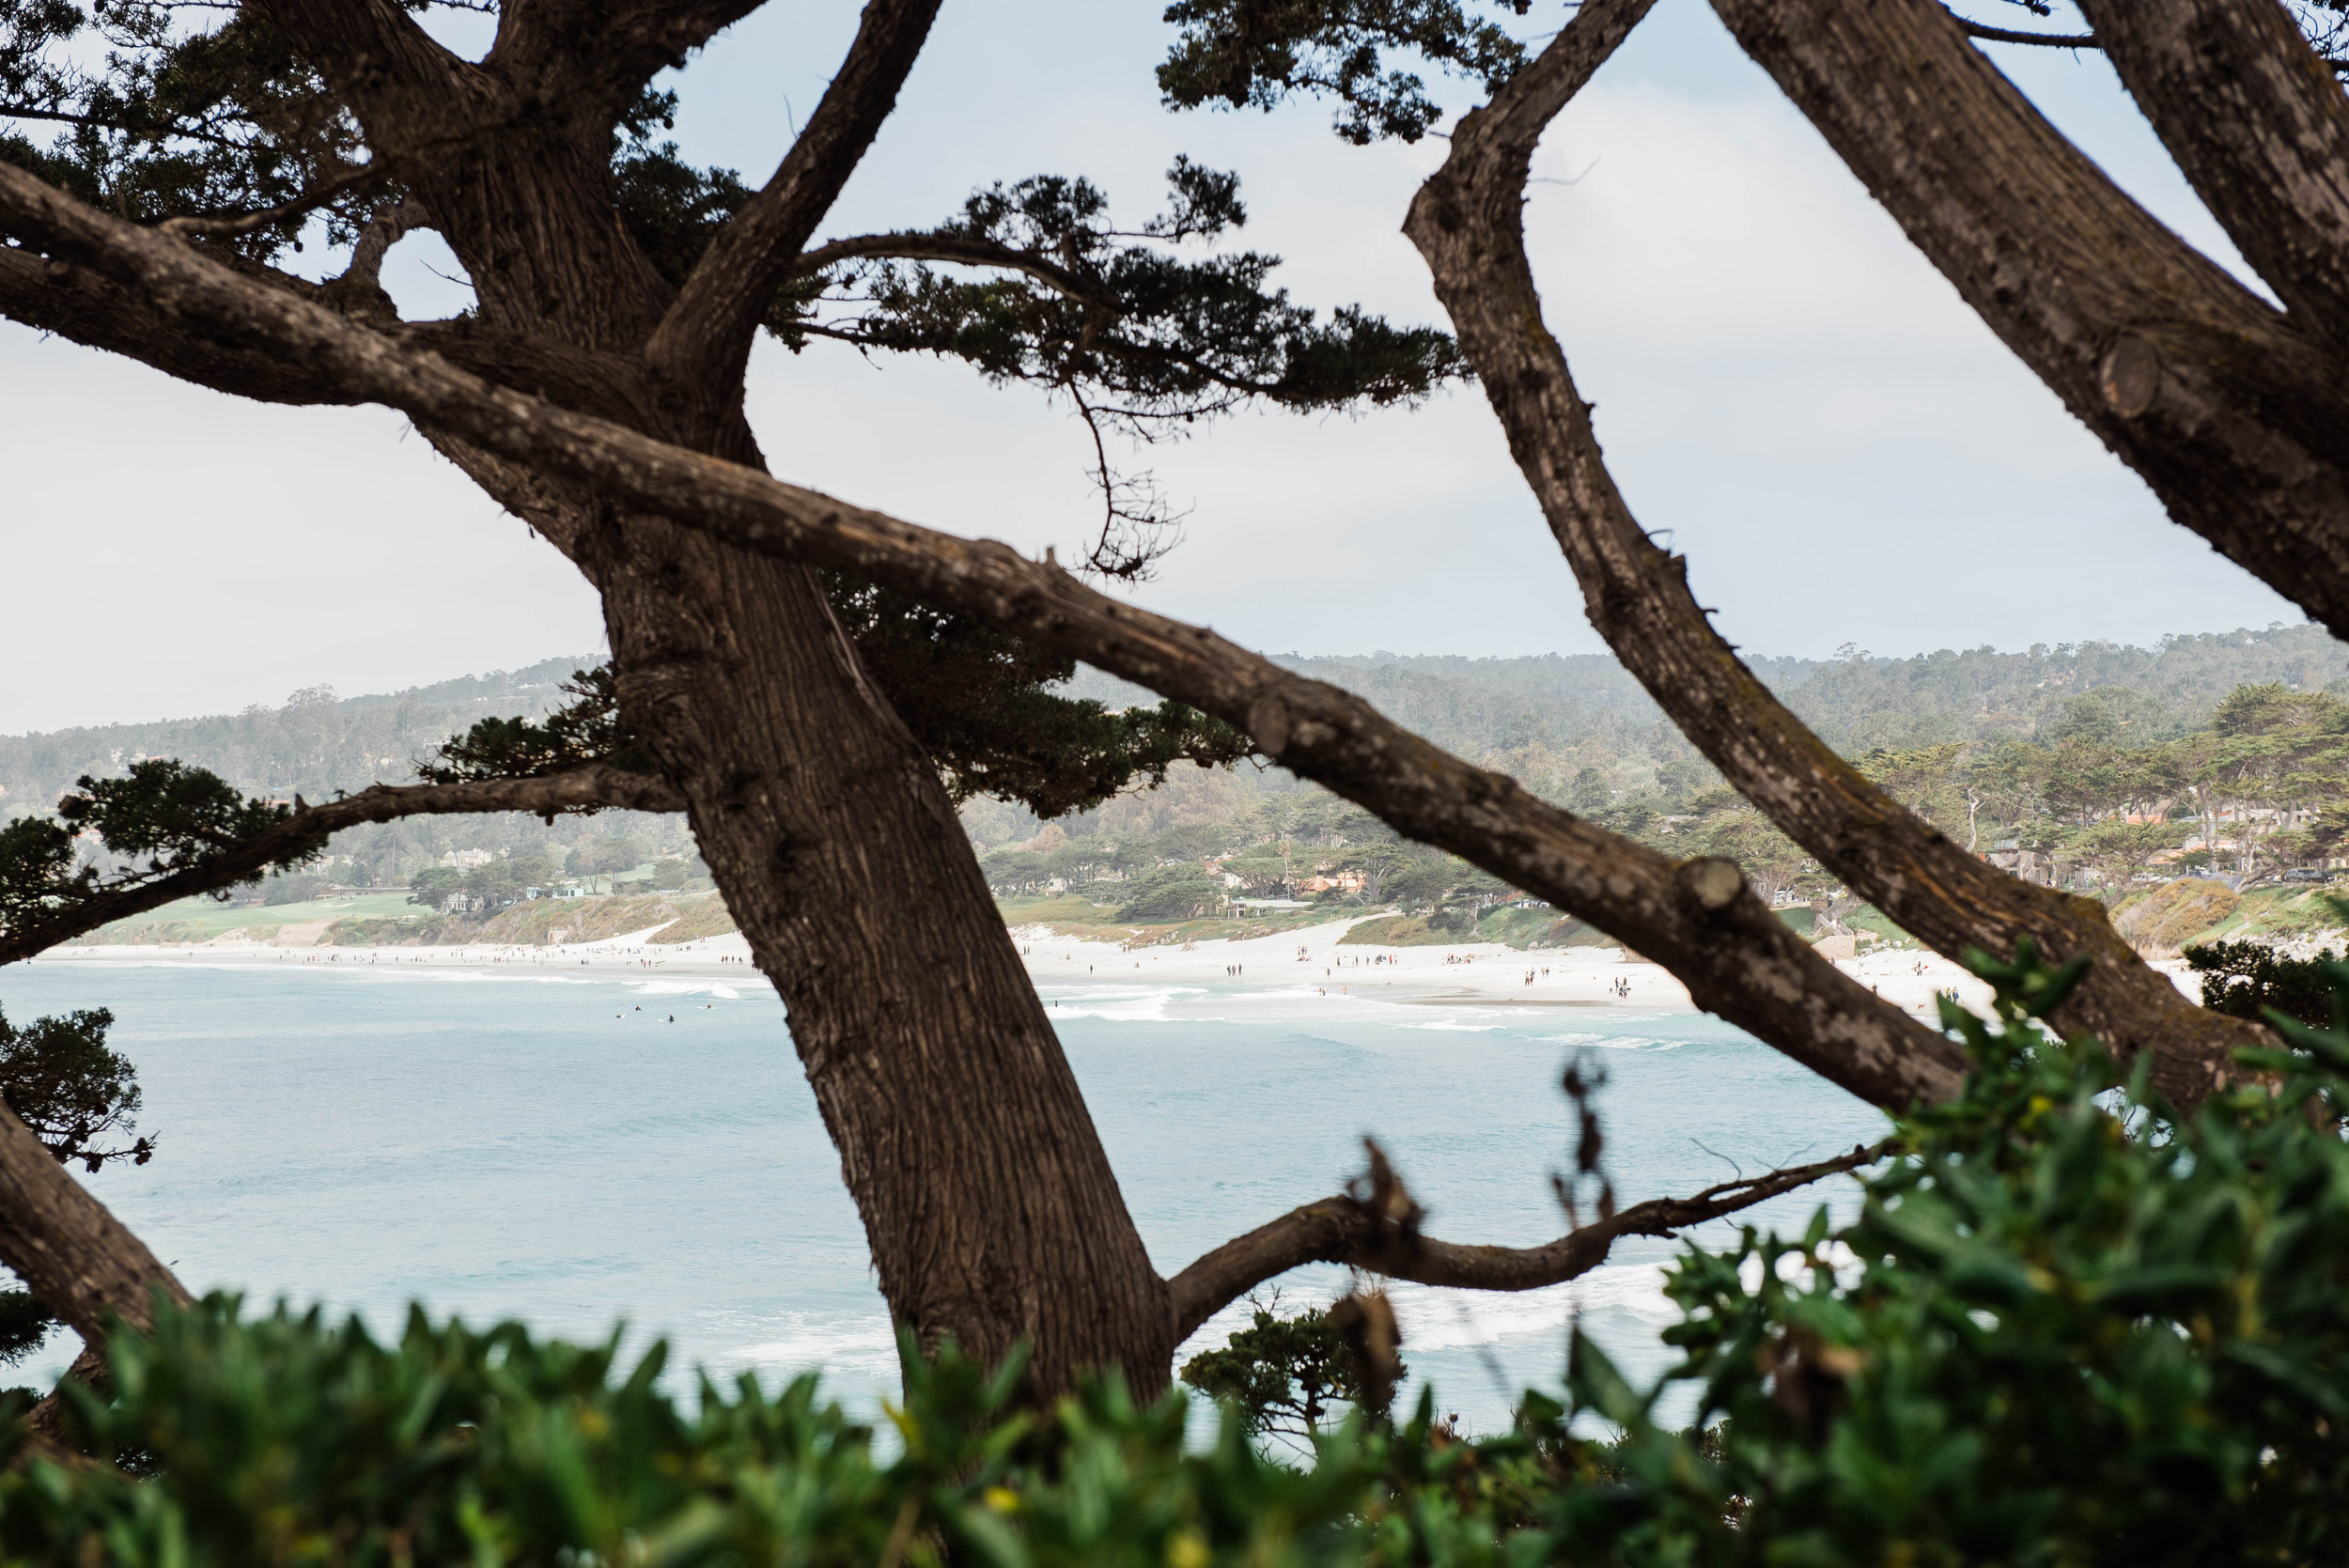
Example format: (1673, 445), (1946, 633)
(0, 160), (1969, 1112)
(1401, 0), (2263, 1110)
(0, 242), (361, 404)
(0, 1095), (188, 1383)
(1708, 0), (2349, 646)
(243, 0), (484, 134)
(646, 0), (943, 382)
(2074, 0), (2349, 343)
(1167, 1140), (1888, 1341)
(3, 767), (683, 966)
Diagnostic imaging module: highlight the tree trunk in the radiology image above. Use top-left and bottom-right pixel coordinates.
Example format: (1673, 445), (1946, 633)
(285, 4), (1185, 1391)
(581, 502), (1175, 1392)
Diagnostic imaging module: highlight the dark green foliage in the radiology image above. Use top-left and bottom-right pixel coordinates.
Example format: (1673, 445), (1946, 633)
(0, 1287), (55, 1369)
(1181, 1297), (1392, 1446)
(0, 1003), (148, 1170)
(1159, 0), (1530, 143)
(23, 954), (2349, 1562)
(423, 626), (1252, 823)
(806, 161), (1463, 427)
(2184, 936), (2342, 1028)
(0, 759), (303, 939)
(0, 1), (370, 258)
(258, 870), (329, 905)
(0, 1308), (1397, 1567)
(1534, 945), (2349, 1564)
(831, 582), (1256, 818)
(405, 865), (465, 909)
(420, 666), (658, 797)
(610, 96), (755, 291)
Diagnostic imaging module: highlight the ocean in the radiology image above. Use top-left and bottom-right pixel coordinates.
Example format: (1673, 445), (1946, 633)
(1, 960), (1887, 1433)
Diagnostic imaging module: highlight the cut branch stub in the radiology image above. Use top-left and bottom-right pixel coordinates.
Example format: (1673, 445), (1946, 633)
(1165, 1139), (1889, 1340)
(2099, 334), (2162, 418)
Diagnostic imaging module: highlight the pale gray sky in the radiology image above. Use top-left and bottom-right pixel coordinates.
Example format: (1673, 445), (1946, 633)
(0, 0), (2306, 734)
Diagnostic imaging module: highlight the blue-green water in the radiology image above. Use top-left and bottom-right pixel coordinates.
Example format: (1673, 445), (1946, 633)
(4, 960), (1885, 1430)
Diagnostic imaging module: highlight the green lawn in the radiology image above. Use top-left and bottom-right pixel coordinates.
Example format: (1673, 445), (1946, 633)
(89, 892), (425, 941)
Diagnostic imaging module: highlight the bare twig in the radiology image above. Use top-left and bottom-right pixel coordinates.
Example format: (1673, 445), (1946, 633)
(157, 160), (397, 241)
(1166, 1139), (1890, 1340)
(1947, 9), (2097, 46)
(790, 230), (1119, 311)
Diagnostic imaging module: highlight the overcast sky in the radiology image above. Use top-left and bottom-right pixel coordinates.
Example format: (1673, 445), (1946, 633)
(0, 0), (2310, 734)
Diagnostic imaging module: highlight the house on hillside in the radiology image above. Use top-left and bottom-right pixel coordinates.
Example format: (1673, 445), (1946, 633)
(1986, 840), (2055, 885)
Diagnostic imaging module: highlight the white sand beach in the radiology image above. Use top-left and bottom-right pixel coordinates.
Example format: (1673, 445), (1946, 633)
(35, 911), (2205, 1017)
(1007, 914), (2018, 1021)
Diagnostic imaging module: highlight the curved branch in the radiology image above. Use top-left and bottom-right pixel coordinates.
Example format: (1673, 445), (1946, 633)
(2072, 0), (2349, 342)
(3, 766), (684, 965)
(1403, 0), (2265, 1111)
(0, 158), (1970, 1112)
(1708, 0), (2349, 646)
(646, 0), (945, 383)
(1168, 1140), (1888, 1341)
(158, 161), (397, 242)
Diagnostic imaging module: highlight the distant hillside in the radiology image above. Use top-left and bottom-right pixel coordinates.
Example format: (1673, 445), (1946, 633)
(1055, 625), (2346, 760)
(5, 624), (2341, 888)
(0, 658), (599, 811)
(0, 659), (647, 889)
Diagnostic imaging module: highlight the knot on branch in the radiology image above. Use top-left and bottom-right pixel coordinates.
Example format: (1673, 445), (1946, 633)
(1676, 855), (1747, 914)
(1247, 691), (1293, 756)
(2099, 333), (2162, 419)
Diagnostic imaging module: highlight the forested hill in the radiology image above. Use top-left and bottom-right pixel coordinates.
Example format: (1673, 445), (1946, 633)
(0, 658), (599, 811)
(1781, 627), (2349, 751)
(1054, 624), (2346, 760)
(3, 624), (2339, 816)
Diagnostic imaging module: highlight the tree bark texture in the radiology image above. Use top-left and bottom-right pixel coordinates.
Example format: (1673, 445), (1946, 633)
(2075, 0), (2349, 344)
(1402, 0), (2263, 1111)
(1709, 0), (2349, 644)
(0, 1100), (187, 1348)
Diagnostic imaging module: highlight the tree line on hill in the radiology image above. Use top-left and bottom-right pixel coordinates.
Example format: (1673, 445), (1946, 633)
(976, 666), (2349, 931)
(8, 626), (2339, 926)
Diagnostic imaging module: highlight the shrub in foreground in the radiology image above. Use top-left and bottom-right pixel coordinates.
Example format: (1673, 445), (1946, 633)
(9, 951), (2349, 1564)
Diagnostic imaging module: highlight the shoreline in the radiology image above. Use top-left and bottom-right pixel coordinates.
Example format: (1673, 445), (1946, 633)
(35, 913), (2205, 1016)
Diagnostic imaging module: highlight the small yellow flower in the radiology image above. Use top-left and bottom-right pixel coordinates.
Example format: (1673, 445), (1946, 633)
(983, 1486), (1022, 1514)
(1166, 1529), (1210, 1568)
